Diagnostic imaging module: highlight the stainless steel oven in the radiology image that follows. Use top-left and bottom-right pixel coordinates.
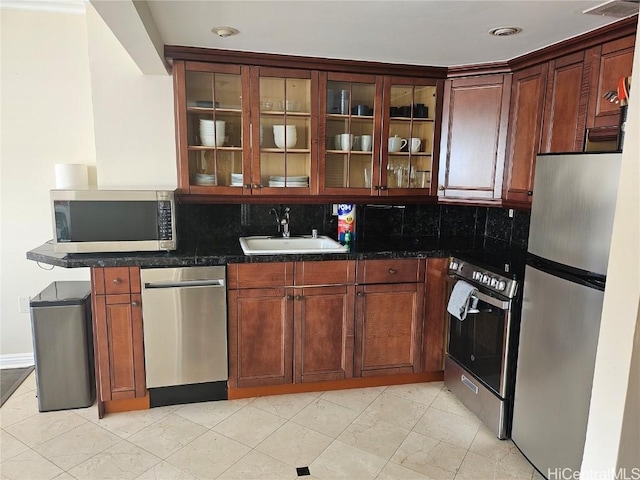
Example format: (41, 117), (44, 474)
(444, 256), (522, 439)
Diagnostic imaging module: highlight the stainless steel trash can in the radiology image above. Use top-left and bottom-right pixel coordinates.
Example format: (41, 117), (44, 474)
(30, 281), (95, 411)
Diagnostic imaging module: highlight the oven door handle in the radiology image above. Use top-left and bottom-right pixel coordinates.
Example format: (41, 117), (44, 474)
(446, 275), (511, 311)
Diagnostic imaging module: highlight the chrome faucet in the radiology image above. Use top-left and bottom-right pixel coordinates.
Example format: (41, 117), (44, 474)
(269, 206), (291, 237)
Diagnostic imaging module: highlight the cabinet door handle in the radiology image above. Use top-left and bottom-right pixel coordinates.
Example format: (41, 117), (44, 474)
(357, 292), (365, 297)
(388, 268), (397, 274)
(373, 185), (380, 191)
(286, 294), (294, 301)
(527, 190), (533, 196)
(131, 301), (140, 307)
(244, 184), (252, 189)
(252, 183), (263, 189)
(379, 186), (388, 191)
(295, 295), (303, 301)
(438, 185), (445, 191)
(112, 278), (122, 285)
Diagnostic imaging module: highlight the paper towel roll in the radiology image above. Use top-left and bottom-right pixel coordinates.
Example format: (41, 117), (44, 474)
(55, 164), (89, 189)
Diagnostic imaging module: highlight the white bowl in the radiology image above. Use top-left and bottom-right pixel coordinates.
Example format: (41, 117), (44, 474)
(273, 125), (297, 149)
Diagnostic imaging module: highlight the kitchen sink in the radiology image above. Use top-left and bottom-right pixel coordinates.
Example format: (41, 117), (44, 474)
(239, 236), (348, 255)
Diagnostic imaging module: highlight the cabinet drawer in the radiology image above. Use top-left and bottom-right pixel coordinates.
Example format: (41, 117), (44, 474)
(294, 260), (355, 286)
(228, 262), (294, 289)
(92, 267), (140, 295)
(357, 259), (424, 284)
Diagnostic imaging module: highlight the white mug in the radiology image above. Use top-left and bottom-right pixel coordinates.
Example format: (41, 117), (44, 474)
(334, 134), (342, 150)
(340, 133), (356, 151)
(410, 138), (421, 153)
(388, 135), (407, 153)
(360, 135), (372, 152)
(273, 125), (297, 149)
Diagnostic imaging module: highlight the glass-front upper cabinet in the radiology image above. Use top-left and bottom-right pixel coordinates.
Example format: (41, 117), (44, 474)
(320, 73), (382, 194)
(250, 67), (315, 194)
(382, 77), (439, 194)
(175, 62), (251, 194)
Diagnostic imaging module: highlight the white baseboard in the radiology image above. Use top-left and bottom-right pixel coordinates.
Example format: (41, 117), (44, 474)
(0, 353), (35, 369)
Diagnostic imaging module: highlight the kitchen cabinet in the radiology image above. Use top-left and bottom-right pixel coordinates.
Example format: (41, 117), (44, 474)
(438, 74), (511, 200)
(319, 73), (441, 197)
(354, 259), (425, 377)
(227, 261), (355, 388)
(173, 61), (317, 195)
(423, 258), (449, 372)
(503, 64), (548, 205)
(585, 34), (636, 140)
(91, 267), (146, 416)
(540, 51), (588, 153)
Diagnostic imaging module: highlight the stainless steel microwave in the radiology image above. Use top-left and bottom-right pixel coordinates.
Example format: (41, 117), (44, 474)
(51, 189), (177, 253)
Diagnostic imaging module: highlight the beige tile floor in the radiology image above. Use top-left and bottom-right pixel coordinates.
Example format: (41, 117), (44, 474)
(0, 373), (544, 480)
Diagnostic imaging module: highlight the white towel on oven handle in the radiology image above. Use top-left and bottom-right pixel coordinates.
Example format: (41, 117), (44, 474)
(447, 280), (478, 321)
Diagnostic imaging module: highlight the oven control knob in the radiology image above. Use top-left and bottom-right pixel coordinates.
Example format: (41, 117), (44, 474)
(473, 271), (482, 281)
(482, 274), (490, 284)
(449, 261), (459, 271)
(490, 278), (498, 288)
(496, 281), (506, 291)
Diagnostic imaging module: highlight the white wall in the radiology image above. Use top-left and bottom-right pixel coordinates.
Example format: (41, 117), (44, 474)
(581, 21), (640, 477)
(0, 5), (176, 364)
(85, 4), (176, 188)
(0, 8), (96, 363)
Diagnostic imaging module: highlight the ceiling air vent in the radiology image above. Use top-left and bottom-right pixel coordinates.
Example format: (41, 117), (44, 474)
(583, 0), (639, 18)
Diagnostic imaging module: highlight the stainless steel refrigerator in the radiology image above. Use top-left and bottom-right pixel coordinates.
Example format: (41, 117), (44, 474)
(511, 152), (622, 477)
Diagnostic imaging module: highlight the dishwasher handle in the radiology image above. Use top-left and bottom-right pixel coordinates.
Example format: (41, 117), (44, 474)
(143, 279), (225, 289)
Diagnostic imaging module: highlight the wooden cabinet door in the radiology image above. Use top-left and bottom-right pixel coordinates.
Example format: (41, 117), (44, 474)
(93, 293), (145, 401)
(503, 64), (548, 205)
(92, 267), (145, 403)
(423, 258), (449, 372)
(354, 283), (424, 377)
(227, 288), (293, 388)
(586, 35), (635, 135)
(540, 51), (588, 153)
(438, 74), (511, 200)
(293, 285), (355, 383)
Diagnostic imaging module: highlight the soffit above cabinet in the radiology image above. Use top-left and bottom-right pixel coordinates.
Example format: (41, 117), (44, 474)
(88, 0), (637, 70)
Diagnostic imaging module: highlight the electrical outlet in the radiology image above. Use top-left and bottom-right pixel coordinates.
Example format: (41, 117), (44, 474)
(508, 209), (514, 218)
(19, 296), (30, 314)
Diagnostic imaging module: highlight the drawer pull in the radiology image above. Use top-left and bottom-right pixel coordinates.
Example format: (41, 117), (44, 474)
(112, 278), (122, 285)
(131, 301), (140, 307)
(388, 268), (396, 274)
(527, 190), (533, 196)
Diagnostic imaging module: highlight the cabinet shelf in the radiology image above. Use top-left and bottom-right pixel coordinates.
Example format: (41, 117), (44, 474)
(188, 146), (243, 151)
(389, 116), (434, 122)
(327, 149), (373, 155)
(187, 107), (242, 114)
(388, 152), (432, 157)
(326, 114), (374, 120)
(260, 148), (311, 153)
(261, 111), (311, 117)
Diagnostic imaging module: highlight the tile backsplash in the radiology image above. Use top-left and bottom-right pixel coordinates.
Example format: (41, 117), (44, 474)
(180, 203), (530, 248)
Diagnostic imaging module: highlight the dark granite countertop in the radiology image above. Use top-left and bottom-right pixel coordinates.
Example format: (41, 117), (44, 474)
(27, 236), (526, 275)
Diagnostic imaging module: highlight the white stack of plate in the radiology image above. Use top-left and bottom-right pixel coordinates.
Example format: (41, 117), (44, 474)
(231, 173), (243, 187)
(268, 175), (309, 187)
(194, 173), (216, 186)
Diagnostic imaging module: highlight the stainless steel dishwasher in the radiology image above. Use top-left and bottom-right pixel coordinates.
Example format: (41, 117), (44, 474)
(141, 266), (228, 407)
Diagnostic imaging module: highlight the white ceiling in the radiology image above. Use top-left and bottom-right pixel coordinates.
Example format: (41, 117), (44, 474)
(138, 0), (636, 67)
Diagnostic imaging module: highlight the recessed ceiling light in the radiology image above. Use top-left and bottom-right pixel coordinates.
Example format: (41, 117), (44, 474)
(489, 26), (523, 37)
(212, 27), (239, 38)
